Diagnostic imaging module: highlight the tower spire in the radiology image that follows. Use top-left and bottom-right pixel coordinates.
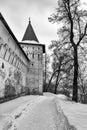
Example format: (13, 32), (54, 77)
(22, 18), (39, 42)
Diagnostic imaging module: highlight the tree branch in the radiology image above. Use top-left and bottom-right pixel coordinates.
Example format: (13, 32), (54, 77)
(77, 23), (87, 46)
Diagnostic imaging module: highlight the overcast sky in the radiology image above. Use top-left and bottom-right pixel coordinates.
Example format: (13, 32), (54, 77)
(0, 0), (87, 50)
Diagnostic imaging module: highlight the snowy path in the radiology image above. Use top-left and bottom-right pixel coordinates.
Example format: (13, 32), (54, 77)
(0, 94), (76, 130)
(10, 96), (74, 130)
(0, 96), (40, 130)
(16, 97), (59, 130)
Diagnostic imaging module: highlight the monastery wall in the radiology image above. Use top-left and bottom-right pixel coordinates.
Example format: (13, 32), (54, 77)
(0, 20), (29, 98)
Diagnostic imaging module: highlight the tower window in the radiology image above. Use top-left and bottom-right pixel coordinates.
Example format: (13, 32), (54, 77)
(38, 54), (40, 60)
(2, 63), (4, 69)
(32, 53), (34, 58)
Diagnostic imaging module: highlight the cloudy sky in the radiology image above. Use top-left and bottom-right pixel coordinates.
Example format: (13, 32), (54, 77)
(0, 0), (87, 50)
(0, 0), (58, 50)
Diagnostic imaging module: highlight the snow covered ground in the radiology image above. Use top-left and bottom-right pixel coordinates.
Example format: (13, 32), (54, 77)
(45, 93), (87, 130)
(57, 95), (87, 130)
(0, 93), (87, 130)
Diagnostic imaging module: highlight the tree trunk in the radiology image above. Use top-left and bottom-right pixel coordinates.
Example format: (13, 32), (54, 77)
(54, 58), (62, 94)
(54, 72), (59, 94)
(72, 46), (78, 102)
(46, 72), (55, 92)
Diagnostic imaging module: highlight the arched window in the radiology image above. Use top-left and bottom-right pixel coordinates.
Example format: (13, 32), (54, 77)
(0, 37), (3, 50)
(17, 60), (20, 68)
(16, 57), (20, 67)
(8, 48), (11, 62)
(4, 44), (9, 60)
(11, 52), (15, 64)
(9, 50), (14, 64)
(3, 43), (8, 59)
(14, 55), (18, 66)
(12, 54), (16, 65)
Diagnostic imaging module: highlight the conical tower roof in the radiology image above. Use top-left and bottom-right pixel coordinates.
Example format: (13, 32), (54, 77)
(22, 19), (39, 42)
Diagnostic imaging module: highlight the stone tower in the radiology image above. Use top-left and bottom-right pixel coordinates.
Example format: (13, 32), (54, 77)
(20, 19), (45, 94)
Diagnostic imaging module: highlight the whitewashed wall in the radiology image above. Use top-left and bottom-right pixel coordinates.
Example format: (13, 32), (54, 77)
(0, 20), (29, 98)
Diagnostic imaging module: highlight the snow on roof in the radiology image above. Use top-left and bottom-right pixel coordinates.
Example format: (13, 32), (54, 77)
(21, 40), (39, 44)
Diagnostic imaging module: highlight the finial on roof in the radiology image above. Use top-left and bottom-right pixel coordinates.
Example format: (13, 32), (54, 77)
(29, 17), (31, 24)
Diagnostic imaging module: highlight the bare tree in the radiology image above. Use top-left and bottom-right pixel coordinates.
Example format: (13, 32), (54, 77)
(78, 46), (87, 103)
(43, 53), (50, 92)
(46, 40), (73, 94)
(49, 0), (87, 102)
